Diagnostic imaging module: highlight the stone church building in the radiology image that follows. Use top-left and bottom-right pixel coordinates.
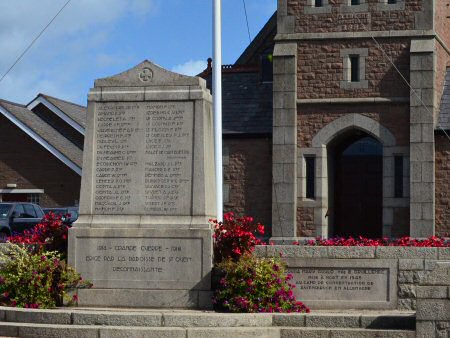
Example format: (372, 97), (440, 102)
(272, 0), (450, 240)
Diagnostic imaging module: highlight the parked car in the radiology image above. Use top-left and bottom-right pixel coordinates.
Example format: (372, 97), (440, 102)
(42, 207), (79, 225)
(0, 202), (45, 241)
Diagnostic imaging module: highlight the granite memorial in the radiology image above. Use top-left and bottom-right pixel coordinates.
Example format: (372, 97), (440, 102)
(68, 60), (216, 308)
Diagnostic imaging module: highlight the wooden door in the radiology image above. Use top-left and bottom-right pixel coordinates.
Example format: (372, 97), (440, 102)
(334, 144), (383, 238)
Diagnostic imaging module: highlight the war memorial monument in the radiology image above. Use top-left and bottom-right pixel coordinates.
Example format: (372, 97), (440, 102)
(68, 60), (215, 308)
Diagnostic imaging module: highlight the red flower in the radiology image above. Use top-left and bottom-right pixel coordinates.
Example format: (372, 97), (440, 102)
(211, 212), (266, 263)
(8, 211), (69, 255)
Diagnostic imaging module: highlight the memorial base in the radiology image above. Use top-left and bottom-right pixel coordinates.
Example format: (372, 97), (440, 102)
(68, 226), (212, 309)
(75, 289), (213, 309)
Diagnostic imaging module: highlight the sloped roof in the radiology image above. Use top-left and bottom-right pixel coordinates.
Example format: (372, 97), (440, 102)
(205, 70), (272, 135)
(0, 99), (83, 172)
(439, 68), (450, 130)
(38, 94), (87, 128)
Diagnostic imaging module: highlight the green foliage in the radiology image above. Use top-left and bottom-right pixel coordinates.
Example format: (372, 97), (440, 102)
(0, 243), (91, 309)
(213, 254), (309, 313)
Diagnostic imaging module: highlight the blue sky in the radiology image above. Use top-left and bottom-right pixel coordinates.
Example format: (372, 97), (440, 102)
(0, 0), (276, 105)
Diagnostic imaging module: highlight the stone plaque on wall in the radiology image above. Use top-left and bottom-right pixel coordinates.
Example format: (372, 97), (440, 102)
(284, 258), (397, 309)
(69, 60), (215, 309)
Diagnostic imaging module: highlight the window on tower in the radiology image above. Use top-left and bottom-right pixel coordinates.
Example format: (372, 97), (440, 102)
(350, 55), (360, 82)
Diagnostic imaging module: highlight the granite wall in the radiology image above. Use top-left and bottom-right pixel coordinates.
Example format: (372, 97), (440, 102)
(256, 245), (450, 311)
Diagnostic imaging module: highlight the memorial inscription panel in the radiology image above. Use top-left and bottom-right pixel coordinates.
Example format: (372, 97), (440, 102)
(93, 101), (193, 215)
(78, 236), (202, 289)
(291, 267), (388, 301)
(285, 259), (397, 309)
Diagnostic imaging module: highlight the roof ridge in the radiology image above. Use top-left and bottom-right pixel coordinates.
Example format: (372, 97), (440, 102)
(39, 93), (86, 108)
(0, 99), (83, 172)
(0, 99), (27, 108)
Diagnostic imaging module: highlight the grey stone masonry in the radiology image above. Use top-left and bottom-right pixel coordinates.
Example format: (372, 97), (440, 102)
(69, 60), (215, 309)
(256, 245), (450, 311)
(409, 39), (437, 237)
(416, 262), (450, 337)
(272, 42), (298, 243)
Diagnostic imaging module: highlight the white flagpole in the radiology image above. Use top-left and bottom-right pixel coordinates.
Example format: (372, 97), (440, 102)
(213, 0), (223, 222)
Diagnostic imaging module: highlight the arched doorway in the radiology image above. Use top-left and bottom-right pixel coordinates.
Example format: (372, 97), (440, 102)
(329, 132), (383, 238)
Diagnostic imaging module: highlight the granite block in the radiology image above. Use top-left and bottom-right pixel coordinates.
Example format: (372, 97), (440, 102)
(72, 311), (162, 326)
(4, 308), (71, 324)
(416, 286), (448, 299)
(272, 313), (306, 327)
(163, 313), (272, 327)
(99, 327), (186, 338)
(305, 314), (360, 328)
(186, 327), (281, 338)
(327, 247), (375, 259)
(398, 259), (425, 271)
(416, 299), (450, 320)
(375, 247), (437, 259)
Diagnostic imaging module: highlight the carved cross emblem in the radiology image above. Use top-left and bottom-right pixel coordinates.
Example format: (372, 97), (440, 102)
(139, 67), (153, 82)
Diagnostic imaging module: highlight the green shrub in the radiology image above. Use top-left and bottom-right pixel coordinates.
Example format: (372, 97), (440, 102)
(0, 243), (91, 308)
(213, 253), (310, 313)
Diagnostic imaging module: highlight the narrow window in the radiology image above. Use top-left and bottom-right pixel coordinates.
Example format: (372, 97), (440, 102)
(387, 0), (397, 4)
(261, 52), (273, 83)
(27, 193), (40, 204)
(351, 0), (360, 5)
(350, 55), (360, 82)
(305, 157), (315, 199)
(394, 156), (403, 198)
(315, 0), (323, 7)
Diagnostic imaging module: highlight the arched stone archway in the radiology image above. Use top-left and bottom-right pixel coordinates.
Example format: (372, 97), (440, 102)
(311, 113), (396, 148)
(298, 114), (409, 238)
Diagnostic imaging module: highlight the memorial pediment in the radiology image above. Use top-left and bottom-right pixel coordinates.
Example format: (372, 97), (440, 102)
(94, 60), (203, 87)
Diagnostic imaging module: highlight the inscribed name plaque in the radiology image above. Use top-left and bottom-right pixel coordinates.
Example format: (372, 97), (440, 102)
(285, 259), (397, 309)
(69, 60), (215, 309)
(94, 101), (193, 215)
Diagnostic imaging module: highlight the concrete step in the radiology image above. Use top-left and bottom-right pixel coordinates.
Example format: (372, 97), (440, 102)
(0, 322), (416, 338)
(0, 307), (416, 330)
(280, 328), (415, 338)
(0, 307), (416, 337)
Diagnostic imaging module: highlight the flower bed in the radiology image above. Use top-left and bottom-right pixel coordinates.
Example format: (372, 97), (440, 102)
(211, 213), (309, 313)
(0, 212), (91, 309)
(293, 236), (450, 247)
(213, 254), (309, 313)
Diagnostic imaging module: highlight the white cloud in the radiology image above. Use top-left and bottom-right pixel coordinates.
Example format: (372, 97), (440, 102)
(0, 0), (158, 104)
(172, 60), (207, 76)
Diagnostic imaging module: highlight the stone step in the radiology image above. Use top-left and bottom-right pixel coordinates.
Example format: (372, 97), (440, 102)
(0, 307), (416, 330)
(0, 322), (416, 338)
